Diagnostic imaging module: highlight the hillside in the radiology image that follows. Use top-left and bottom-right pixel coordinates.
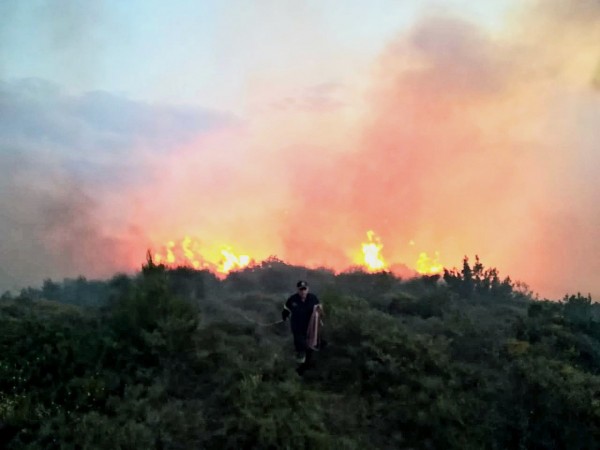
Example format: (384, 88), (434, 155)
(1, 256), (599, 449)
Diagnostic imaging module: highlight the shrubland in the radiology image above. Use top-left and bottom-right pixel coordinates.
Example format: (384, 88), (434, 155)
(1, 256), (598, 449)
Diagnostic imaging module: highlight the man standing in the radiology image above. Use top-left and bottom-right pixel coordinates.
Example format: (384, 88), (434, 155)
(281, 280), (322, 365)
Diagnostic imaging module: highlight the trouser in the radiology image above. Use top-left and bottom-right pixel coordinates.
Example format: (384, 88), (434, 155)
(293, 332), (313, 362)
(293, 332), (307, 353)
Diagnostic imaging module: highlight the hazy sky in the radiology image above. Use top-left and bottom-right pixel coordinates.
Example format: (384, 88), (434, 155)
(0, 0), (598, 299)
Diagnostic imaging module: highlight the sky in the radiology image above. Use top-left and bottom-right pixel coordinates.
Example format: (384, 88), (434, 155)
(0, 0), (598, 299)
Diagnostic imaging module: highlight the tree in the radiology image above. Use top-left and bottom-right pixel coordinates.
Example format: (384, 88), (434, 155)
(563, 293), (593, 328)
(41, 279), (61, 301)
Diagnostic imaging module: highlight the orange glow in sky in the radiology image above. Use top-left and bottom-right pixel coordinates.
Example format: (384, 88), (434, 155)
(1, 1), (597, 300)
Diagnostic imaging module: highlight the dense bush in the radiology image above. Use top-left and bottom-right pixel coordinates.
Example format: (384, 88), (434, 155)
(0, 256), (598, 449)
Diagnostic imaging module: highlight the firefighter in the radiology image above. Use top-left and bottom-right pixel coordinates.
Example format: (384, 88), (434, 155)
(281, 280), (323, 365)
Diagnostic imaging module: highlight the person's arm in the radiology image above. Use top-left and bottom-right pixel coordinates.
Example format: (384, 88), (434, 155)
(313, 295), (324, 317)
(282, 296), (292, 321)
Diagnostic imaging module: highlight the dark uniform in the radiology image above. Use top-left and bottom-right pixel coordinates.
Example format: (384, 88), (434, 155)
(283, 291), (320, 355)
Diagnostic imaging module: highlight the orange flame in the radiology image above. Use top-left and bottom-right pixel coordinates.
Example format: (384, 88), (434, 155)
(359, 230), (386, 272)
(416, 251), (443, 275)
(153, 237), (252, 276)
(153, 233), (442, 279)
(219, 248), (251, 274)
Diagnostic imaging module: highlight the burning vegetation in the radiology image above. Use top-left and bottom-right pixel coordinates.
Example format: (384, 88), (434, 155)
(153, 237), (252, 276)
(152, 230), (443, 279)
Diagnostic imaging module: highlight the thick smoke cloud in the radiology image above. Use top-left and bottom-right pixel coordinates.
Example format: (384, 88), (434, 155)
(0, 79), (233, 291)
(276, 5), (600, 298)
(1, 0), (598, 298)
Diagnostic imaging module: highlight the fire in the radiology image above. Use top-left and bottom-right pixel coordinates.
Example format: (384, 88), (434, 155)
(220, 249), (251, 274)
(153, 237), (252, 275)
(181, 236), (201, 268)
(360, 230), (386, 272)
(153, 233), (441, 279)
(416, 251), (443, 275)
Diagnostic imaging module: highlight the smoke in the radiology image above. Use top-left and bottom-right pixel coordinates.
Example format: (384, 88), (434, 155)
(271, 2), (600, 297)
(0, 79), (233, 291)
(1, 0), (598, 298)
(0, 150), (128, 289)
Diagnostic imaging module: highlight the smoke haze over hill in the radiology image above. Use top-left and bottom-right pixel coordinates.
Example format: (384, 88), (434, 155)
(0, 0), (598, 298)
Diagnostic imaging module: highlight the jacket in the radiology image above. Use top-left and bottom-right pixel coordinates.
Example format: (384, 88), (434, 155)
(283, 292), (320, 334)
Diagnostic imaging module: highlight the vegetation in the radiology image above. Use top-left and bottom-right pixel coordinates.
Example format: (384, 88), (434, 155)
(0, 256), (598, 449)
